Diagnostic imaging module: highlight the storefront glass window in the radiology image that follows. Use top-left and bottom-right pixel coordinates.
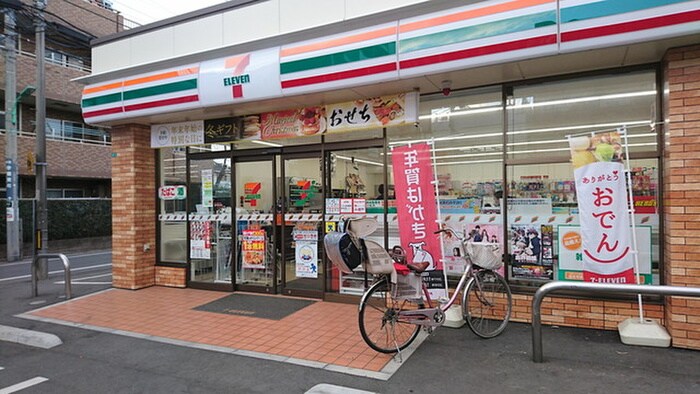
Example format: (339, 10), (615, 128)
(390, 87), (504, 278)
(505, 69), (660, 286)
(158, 147), (187, 263)
(507, 71), (658, 162)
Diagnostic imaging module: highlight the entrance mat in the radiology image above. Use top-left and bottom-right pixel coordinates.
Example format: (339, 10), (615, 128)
(193, 294), (316, 320)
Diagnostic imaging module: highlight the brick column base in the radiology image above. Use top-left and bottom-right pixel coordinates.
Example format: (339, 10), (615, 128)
(111, 124), (156, 289)
(663, 44), (700, 350)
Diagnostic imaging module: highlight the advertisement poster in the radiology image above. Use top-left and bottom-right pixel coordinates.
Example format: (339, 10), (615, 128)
(190, 221), (212, 259)
(201, 169), (213, 208)
(295, 241), (318, 278)
(392, 143), (446, 298)
(241, 229), (266, 269)
(510, 224), (554, 280)
(261, 107), (326, 139)
(569, 131), (635, 283)
(325, 92), (418, 132)
(558, 225), (653, 283)
(150, 120), (204, 148)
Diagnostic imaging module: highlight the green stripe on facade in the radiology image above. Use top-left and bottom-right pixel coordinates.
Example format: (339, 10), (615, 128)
(280, 42), (396, 75)
(123, 79), (198, 101)
(400, 11), (556, 54)
(561, 0), (690, 24)
(82, 92), (122, 108)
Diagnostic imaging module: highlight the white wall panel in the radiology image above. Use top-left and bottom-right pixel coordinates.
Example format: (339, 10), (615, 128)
(279, 0), (345, 33)
(222, 0), (280, 46)
(130, 28), (175, 66)
(173, 15), (224, 57)
(345, 0), (428, 19)
(92, 39), (132, 74)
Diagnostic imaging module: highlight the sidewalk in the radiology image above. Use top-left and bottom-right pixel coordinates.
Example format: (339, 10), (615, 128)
(18, 287), (418, 380)
(4, 269), (700, 392)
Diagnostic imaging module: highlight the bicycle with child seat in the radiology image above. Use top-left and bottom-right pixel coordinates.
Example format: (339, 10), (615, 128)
(355, 225), (513, 354)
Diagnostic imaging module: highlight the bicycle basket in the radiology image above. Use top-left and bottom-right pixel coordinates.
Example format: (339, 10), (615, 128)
(392, 273), (422, 300)
(465, 242), (503, 270)
(362, 239), (395, 275)
(323, 232), (362, 274)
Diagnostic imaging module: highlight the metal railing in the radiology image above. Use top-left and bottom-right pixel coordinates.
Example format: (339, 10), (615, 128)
(531, 281), (700, 362)
(31, 253), (72, 300)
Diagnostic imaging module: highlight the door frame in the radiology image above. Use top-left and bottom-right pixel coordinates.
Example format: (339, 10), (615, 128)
(231, 154), (279, 294)
(186, 150), (235, 292)
(279, 150), (326, 298)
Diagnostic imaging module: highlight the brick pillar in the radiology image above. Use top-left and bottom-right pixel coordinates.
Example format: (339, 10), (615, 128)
(663, 45), (700, 350)
(111, 124), (156, 289)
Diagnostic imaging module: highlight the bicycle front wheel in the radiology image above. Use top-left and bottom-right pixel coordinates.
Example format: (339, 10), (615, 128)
(358, 277), (420, 353)
(462, 269), (512, 338)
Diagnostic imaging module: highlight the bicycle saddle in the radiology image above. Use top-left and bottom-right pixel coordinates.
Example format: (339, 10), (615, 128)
(407, 262), (430, 273)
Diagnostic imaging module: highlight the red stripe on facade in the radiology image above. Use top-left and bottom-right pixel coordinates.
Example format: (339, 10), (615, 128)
(123, 95), (200, 112)
(83, 106), (124, 119)
(399, 35), (557, 69)
(281, 63), (397, 89)
(561, 9), (700, 42)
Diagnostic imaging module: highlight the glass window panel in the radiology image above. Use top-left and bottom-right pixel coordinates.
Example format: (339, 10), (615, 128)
(158, 148), (187, 263)
(507, 71), (658, 161)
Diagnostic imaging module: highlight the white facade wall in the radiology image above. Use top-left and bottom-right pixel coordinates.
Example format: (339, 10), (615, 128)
(92, 0), (428, 73)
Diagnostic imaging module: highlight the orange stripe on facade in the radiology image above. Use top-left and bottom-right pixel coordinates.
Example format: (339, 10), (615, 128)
(124, 67), (199, 87)
(83, 82), (122, 95)
(84, 67), (199, 94)
(280, 26), (397, 57)
(400, 0), (554, 33)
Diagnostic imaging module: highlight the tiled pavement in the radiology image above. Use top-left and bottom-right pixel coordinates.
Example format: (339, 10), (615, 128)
(19, 287), (424, 380)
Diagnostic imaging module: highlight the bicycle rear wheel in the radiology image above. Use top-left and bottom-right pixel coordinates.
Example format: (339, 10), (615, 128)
(358, 277), (420, 353)
(462, 269), (512, 338)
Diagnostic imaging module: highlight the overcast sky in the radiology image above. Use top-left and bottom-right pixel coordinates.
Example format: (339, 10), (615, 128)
(110, 0), (231, 25)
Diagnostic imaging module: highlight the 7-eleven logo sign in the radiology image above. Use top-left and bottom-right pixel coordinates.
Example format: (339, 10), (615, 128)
(222, 54), (251, 98)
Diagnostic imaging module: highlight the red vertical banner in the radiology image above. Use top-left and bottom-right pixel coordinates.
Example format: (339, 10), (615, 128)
(392, 143), (445, 297)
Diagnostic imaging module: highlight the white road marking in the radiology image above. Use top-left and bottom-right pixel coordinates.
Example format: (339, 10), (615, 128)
(0, 264), (112, 282)
(0, 251), (110, 267)
(0, 377), (49, 394)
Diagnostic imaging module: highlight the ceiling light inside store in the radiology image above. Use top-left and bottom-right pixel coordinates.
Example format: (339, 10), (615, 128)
(335, 155), (383, 167)
(251, 140), (283, 147)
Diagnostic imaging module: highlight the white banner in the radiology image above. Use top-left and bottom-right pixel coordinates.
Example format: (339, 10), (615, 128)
(150, 121), (204, 148)
(569, 132), (635, 283)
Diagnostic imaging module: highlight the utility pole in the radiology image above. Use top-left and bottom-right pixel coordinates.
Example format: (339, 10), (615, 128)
(35, 0), (48, 259)
(4, 9), (20, 261)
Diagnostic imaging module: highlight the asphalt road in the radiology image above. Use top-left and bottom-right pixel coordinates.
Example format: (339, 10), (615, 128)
(1, 251), (699, 393)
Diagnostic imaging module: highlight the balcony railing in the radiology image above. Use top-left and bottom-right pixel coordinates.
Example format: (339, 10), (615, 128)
(1, 125), (111, 146)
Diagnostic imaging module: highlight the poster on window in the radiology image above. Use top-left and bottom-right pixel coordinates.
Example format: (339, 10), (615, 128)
(392, 142), (446, 298)
(295, 241), (318, 278)
(569, 131), (635, 283)
(190, 221), (211, 259)
(509, 224), (553, 280)
(242, 229), (266, 269)
(557, 225), (652, 283)
(202, 169), (213, 208)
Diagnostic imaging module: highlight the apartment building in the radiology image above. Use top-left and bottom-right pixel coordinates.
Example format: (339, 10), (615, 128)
(1, 0), (119, 200)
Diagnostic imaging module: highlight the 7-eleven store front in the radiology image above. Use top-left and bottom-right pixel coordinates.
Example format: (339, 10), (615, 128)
(82, 0), (700, 349)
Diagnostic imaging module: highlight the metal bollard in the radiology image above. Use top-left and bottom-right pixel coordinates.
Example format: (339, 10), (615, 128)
(32, 253), (72, 299)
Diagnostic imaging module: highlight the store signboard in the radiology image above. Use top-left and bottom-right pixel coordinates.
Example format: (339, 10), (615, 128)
(198, 48), (282, 106)
(150, 121), (204, 148)
(201, 169), (213, 208)
(325, 92), (418, 133)
(242, 229), (266, 269)
(261, 107), (326, 139)
(392, 142), (446, 298)
(569, 131), (635, 283)
(204, 117), (243, 143)
(557, 225), (652, 283)
(158, 185), (187, 200)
